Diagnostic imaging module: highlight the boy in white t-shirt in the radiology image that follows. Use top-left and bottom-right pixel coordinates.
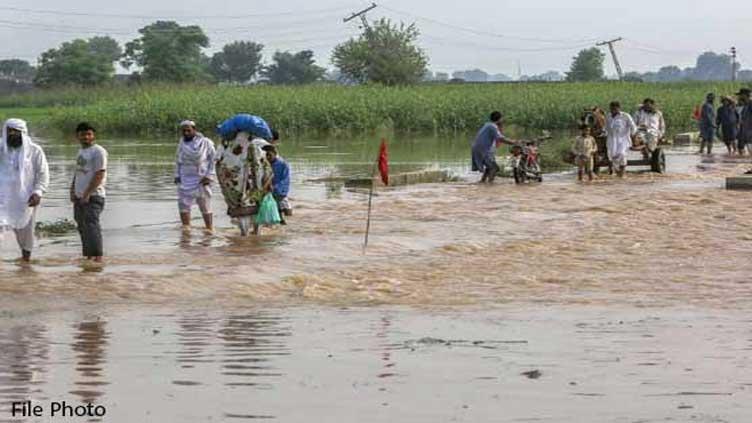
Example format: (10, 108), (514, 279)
(70, 122), (107, 262)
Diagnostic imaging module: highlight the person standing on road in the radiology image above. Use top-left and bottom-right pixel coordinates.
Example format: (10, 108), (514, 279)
(0, 119), (49, 262)
(471, 111), (515, 184)
(736, 88), (752, 157)
(699, 93), (717, 155)
(70, 122), (107, 263)
(572, 124), (597, 182)
(174, 120), (216, 232)
(605, 101), (637, 178)
(716, 96), (740, 155)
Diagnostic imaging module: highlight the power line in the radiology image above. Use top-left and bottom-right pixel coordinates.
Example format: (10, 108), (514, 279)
(0, 15), (347, 37)
(380, 4), (598, 45)
(420, 33), (593, 53)
(0, 3), (354, 20)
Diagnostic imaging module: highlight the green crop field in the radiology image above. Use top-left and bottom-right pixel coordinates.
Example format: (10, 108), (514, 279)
(0, 81), (743, 136)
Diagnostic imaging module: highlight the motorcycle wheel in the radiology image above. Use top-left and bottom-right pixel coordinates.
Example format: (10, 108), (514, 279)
(513, 167), (525, 184)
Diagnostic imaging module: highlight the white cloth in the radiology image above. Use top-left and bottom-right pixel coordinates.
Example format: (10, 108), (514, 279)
(13, 211), (35, 251)
(633, 109), (666, 139)
(175, 133), (216, 200)
(606, 112), (637, 165)
(0, 119), (49, 229)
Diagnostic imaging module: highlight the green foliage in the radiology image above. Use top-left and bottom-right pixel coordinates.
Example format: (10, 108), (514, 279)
(35, 218), (77, 236)
(0, 59), (35, 81)
(209, 41), (264, 83)
(261, 50), (325, 85)
(8, 81), (741, 136)
(332, 18), (428, 85)
(566, 48), (606, 82)
(34, 37), (122, 87)
(123, 21), (210, 83)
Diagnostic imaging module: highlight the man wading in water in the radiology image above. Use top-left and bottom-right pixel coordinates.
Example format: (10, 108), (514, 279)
(605, 101), (637, 178)
(471, 111), (514, 183)
(0, 119), (49, 262)
(737, 88), (752, 158)
(699, 93), (717, 155)
(174, 120), (216, 232)
(70, 122), (108, 263)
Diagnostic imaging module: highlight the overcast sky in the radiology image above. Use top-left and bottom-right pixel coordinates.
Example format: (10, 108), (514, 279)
(2, 0), (749, 76)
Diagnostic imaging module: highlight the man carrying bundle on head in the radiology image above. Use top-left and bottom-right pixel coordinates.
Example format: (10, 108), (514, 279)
(0, 118), (49, 262)
(174, 120), (216, 232)
(215, 114), (275, 236)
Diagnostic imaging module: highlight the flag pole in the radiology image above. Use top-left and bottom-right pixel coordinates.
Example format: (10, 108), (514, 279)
(363, 157), (379, 254)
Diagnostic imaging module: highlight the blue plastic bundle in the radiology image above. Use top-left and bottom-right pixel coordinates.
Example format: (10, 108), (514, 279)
(217, 114), (272, 140)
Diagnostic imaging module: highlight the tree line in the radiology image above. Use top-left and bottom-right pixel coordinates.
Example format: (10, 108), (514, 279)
(566, 48), (751, 82)
(0, 18), (428, 88)
(0, 19), (747, 89)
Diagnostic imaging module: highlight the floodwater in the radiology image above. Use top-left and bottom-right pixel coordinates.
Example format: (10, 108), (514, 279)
(1, 132), (751, 422)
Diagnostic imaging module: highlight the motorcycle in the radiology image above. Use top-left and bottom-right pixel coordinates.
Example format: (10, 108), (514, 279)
(510, 134), (550, 184)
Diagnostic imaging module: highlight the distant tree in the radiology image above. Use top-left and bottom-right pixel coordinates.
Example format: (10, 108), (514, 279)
(738, 69), (752, 82)
(452, 69), (488, 82)
(0, 59), (35, 81)
(489, 73), (513, 82)
(690, 51), (733, 81)
(34, 37), (122, 87)
(122, 21), (210, 83)
(332, 18), (428, 85)
(654, 65), (683, 82)
(210, 41), (264, 83)
(262, 50), (325, 85)
(566, 48), (605, 82)
(622, 72), (644, 82)
(522, 71), (564, 82)
(434, 72), (449, 82)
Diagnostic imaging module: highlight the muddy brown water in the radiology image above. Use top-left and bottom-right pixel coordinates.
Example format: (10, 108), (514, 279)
(0, 135), (751, 422)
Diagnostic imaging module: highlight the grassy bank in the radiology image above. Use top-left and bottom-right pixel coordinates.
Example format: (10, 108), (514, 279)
(0, 82), (742, 136)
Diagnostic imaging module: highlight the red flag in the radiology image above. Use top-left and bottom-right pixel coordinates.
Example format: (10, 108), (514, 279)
(378, 139), (389, 186)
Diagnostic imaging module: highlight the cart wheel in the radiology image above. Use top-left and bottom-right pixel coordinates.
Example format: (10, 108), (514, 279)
(651, 149), (666, 173)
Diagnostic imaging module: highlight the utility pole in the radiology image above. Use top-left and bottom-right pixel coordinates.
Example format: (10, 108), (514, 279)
(731, 46), (738, 82)
(597, 37), (624, 81)
(343, 3), (378, 31)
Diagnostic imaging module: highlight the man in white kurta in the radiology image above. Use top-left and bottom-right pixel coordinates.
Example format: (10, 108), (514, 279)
(0, 119), (49, 261)
(606, 101), (637, 177)
(633, 98), (666, 152)
(174, 120), (216, 231)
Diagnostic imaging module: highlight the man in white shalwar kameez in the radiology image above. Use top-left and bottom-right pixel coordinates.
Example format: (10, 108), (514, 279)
(174, 120), (216, 231)
(606, 101), (637, 177)
(0, 119), (49, 261)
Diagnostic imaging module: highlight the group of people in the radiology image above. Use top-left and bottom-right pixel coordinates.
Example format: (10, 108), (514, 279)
(471, 98), (668, 183)
(0, 117), (292, 263)
(698, 88), (752, 155)
(574, 99), (666, 181)
(0, 119), (106, 263)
